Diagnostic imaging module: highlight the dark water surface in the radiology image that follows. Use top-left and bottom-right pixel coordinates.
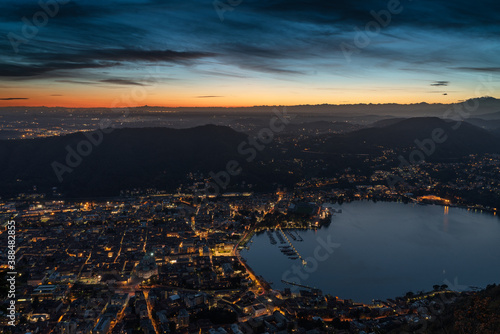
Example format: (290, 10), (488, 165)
(241, 201), (500, 303)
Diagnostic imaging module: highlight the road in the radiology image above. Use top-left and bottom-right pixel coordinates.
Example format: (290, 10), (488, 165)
(232, 226), (270, 294)
(143, 290), (160, 334)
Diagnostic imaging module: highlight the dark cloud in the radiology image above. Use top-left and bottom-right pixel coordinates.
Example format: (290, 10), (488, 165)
(431, 81), (449, 86)
(100, 79), (148, 86)
(0, 1), (115, 22)
(247, 0), (500, 32)
(196, 70), (250, 79)
(0, 97), (28, 100)
(55, 80), (98, 85)
(0, 62), (116, 78)
(79, 49), (215, 64)
(196, 96), (223, 98)
(452, 67), (500, 73)
(0, 0), (498, 89)
(427, 90), (455, 94)
(220, 44), (292, 60)
(25, 49), (214, 67)
(240, 64), (306, 75)
(244, 0), (367, 25)
(0, 49), (214, 79)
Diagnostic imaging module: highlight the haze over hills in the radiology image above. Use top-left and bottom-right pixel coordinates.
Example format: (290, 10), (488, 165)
(370, 118), (409, 128)
(1, 117), (499, 198)
(1, 97), (499, 116)
(0, 125), (251, 197)
(464, 117), (500, 130)
(1, 97), (499, 140)
(316, 117), (500, 157)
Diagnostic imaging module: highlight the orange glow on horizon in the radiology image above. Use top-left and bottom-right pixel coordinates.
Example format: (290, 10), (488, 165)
(0, 95), (469, 108)
(0, 82), (485, 108)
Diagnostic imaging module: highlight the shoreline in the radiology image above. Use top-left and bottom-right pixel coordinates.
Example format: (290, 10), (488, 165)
(240, 201), (500, 304)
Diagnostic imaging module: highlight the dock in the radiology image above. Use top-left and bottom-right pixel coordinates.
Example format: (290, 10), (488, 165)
(278, 226), (307, 266)
(281, 279), (316, 290)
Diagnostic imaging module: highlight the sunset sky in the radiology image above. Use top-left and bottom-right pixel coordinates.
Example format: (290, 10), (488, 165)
(1, 0), (499, 107)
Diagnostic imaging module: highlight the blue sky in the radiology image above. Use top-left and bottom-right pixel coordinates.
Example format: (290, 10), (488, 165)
(0, 0), (499, 106)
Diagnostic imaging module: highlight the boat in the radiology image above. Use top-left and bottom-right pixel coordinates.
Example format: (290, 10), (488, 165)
(286, 230), (297, 241)
(266, 230), (277, 244)
(276, 231), (286, 244)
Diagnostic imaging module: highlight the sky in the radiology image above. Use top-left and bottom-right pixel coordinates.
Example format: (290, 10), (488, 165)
(0, 0), (499, 107)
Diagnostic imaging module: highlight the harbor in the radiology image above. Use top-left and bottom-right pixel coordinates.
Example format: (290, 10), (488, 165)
(277, 227), (307, 266)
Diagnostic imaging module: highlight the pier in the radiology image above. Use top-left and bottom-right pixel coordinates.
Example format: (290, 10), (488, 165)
(266, 229), (277, 245)
(286, 230), (303, 242)
(281, 279), (316, 290)
(278, 226), (307, 266)
(275, 230), (286, 244)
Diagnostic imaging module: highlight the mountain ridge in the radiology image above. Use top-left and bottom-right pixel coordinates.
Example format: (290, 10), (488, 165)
(1, 118), (499, 197)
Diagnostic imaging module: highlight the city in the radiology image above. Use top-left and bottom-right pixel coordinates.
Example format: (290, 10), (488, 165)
(1, 0), (500, 333)
(1, 169), (499, 333)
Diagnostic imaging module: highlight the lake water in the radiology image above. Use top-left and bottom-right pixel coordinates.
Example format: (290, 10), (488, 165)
(240, 201), (500, 303)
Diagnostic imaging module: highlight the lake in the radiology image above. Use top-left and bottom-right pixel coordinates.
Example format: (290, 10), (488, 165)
(240, 201), (500, 303)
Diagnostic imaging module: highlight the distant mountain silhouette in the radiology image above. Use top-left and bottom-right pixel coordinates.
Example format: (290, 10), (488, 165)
(464, 118), (500, 130)
(2, 96), (499, 117)
(308, 117), (500, 158)
(370, 118), (408, 127)
(1, 118), (499, 198)
(472, 111), (500, 120)
(0, 125), (249, 197)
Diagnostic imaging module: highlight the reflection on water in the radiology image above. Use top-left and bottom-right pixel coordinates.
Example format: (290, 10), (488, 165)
(443, 205), (449, 232)
(241, 201), (500, 303)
